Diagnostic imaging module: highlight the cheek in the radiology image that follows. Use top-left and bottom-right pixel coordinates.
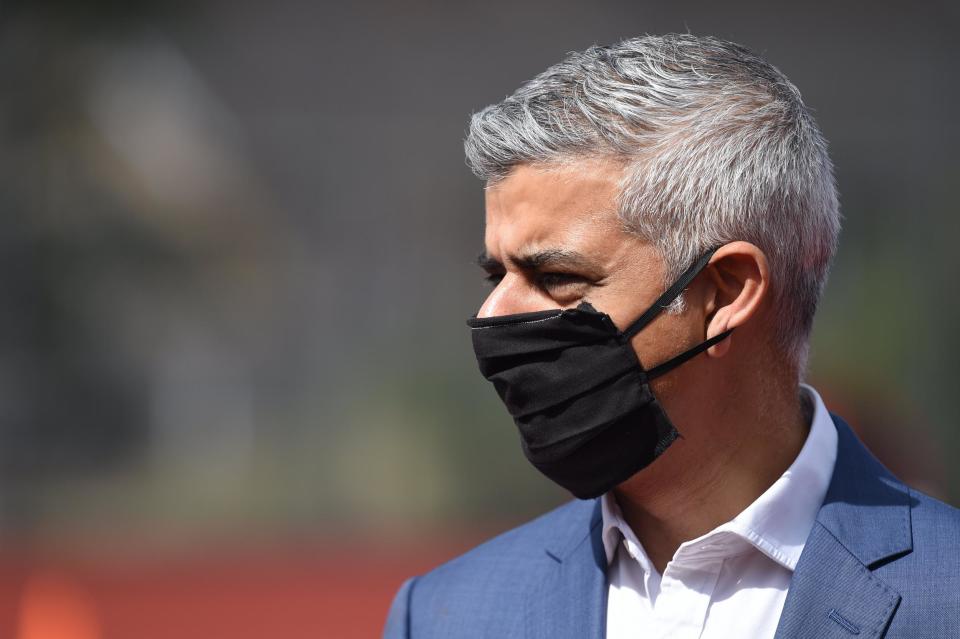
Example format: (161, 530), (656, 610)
(587, 281), (650, 332)
(628, 313), (689, 370)
(629, 312), (710, 428)
(636, 324), (687, 416)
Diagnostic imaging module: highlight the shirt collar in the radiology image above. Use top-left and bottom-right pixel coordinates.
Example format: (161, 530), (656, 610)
(601, 383), (838, 572)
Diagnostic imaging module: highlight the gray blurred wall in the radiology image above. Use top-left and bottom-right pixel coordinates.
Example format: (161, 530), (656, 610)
(0, 0), (957, 543)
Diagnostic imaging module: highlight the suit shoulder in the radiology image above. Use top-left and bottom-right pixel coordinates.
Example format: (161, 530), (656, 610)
(908, 486), (960, 547)
(876, 484), (960, 591)
(410, 498), (595, 599)
(873, 486), (960, 636)
(399, 499), (597, 637)
(419, 498), (595, 585)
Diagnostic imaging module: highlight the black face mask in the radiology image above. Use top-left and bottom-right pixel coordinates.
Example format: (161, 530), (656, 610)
(466, 248), (733, 499)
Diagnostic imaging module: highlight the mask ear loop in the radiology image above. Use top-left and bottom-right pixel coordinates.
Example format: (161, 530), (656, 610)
(621, 248), (720, 340)
(643, 328), (734, 381)
(620, 247), (735, 380)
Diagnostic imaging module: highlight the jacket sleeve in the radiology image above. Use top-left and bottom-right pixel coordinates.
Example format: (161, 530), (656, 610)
(383, 576), (417, 639)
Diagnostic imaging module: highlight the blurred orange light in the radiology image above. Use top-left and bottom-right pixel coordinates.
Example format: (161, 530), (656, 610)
(17, 573), (101, 639)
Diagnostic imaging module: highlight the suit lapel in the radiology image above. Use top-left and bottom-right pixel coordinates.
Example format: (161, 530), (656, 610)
(773, 522), (901, 638)
(526, 499), (607, 639)
(774, 414), (912, 638)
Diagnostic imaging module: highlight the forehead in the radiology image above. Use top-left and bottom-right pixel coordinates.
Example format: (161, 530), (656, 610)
(483, 160), (625, 256)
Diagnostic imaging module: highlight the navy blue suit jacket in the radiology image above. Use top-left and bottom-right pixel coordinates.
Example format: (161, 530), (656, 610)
(384, 415), (960, 638)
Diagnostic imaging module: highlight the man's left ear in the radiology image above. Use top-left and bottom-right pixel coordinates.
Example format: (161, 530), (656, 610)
(702, 241), (770, 358)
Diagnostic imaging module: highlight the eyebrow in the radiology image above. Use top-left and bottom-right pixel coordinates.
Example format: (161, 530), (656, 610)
(476, 252), (503, 273)
(476, 248), (601, 275)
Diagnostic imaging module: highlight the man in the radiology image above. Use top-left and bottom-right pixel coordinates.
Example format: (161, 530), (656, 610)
(384, 34), (960, 638)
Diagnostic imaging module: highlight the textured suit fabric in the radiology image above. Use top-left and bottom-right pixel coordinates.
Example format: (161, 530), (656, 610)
(383, 415), (960, 638)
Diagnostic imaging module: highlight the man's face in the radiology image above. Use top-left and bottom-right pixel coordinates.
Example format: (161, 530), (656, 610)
(477, 160), (705, 376)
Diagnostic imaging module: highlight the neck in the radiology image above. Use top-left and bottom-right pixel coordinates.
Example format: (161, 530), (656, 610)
(611, 373), (810, 575)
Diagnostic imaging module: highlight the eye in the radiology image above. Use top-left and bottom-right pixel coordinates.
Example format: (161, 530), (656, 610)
(536, 272), (586, 290)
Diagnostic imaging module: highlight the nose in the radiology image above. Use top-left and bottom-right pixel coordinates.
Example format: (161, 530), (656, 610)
(476, 278), (509, 319)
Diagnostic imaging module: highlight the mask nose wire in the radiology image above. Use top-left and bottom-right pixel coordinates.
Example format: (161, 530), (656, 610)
(620, 247), (720, 340)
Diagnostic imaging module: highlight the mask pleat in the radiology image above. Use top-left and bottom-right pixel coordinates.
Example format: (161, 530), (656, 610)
(514, 368), (652, 453)
(488, 342), (639, 418)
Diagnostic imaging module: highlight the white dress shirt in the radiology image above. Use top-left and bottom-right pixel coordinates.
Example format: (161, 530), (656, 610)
(602, 383), (838, 639)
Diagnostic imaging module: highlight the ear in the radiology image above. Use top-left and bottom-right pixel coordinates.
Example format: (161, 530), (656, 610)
(701, 241), (770, 358)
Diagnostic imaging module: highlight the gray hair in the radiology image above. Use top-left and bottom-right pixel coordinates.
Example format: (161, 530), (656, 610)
(464, 34), (840, 373)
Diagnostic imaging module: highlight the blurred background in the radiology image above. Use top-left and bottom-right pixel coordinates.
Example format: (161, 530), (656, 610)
(0, 0), (957, 637)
